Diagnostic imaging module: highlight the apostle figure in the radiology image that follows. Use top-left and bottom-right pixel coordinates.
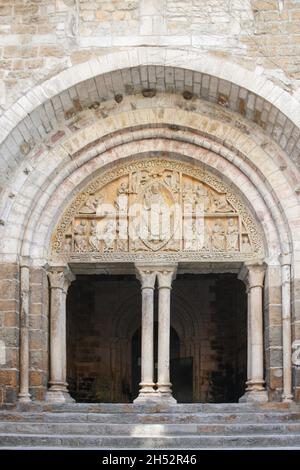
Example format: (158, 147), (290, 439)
(212, 221), (225, 251)
(226, 218), (239, 251)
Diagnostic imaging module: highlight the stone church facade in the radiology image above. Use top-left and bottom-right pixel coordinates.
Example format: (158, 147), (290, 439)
(0, 0), (300, 426)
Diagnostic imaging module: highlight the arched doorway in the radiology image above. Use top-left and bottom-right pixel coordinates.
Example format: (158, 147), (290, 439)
(0, 46), (298, 406)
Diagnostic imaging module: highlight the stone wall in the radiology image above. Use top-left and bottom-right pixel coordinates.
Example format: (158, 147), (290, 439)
(0, 263), (19, 405)
(264, 266), (283, 401)
(292, 275), (300, 401)
(0, 264), (50, 406)
(1, 1), (300, 110)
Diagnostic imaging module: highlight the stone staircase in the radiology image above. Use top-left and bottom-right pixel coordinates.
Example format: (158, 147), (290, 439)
(0, 403), (300, 449)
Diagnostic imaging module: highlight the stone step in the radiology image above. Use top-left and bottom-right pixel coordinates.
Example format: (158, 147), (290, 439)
(0, 433), (300, 449)
(1, 411), (300, 424)
(39, 402), (290, 414)
(1, 421), (300, 436)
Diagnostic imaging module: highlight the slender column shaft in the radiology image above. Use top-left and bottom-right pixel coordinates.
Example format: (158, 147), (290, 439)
(140, 282), (155, 390)
(281, 257), (293, 402)
(157, 280), (171, 391)
(18, 261), (31, 402)
(157, 266), (177, 402)
(49, 273), (65, 390)
(134, 268), (156, 402)
(245, 263), (267, 399)
(239, 261), (267, 402)
(246, 285), (252, 382)
(249, 281), (264, 386)
(46, 266), (75, 403)
(61, 286), (68, 386)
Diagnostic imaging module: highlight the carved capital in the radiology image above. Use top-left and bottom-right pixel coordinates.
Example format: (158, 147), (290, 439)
(157, 264), (177, 289)
(47, 265), (75, 291)
(135, 265), (156, 290)
(245, 261), (266, 289)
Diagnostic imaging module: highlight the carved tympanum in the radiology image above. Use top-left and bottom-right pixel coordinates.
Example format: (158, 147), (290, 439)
(52, 159), (264, 261)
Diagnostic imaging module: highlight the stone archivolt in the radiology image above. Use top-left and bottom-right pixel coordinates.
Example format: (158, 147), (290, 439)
(51, 159), (264, 262)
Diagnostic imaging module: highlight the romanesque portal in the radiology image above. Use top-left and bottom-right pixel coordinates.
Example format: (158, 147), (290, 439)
(42, 158), (266, 404)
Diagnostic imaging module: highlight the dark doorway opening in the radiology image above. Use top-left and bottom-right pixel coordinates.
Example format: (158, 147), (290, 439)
(131, 324), (186, 401)
(66, 273), (247, 403)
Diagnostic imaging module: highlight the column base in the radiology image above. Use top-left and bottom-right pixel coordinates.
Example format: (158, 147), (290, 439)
(133, 392), (160, 404)
(239, 390), (268, 403)
(17, 393), (31, 403)
(282, 393), (294, 403)
(156, 383), (177, 403)
(156, 391), (177, 404)
(133, 382), (157, 403)
(45, 386), (74, 404)
(134, 391), (177, 404)
(134, 382), (177, 404)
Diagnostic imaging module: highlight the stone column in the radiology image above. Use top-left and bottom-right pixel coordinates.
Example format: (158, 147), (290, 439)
(238, 265), (251, 403)
(157, 265), (177, 403)
(46, 265), (75, 403)
(240, 261), (268, 402)
(244, 283), (252, 386)
(281, 254), (293, 402)
(134, 266), (157, 402)
(18, 259), (31, 403)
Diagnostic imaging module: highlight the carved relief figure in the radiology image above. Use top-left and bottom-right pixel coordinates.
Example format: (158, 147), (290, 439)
(195, 183), (211, 212)
(116, 221), (128, 252)
(64, 237), (72, 252)
(131, 171), (149, 193)
(194, 219), (205, 251)
(184, 220), (194, 251)
(241, 235), (252, 253)
(74, 220), (88, 252)
(103, 220), (116, 252)
(129, 214), (142, 251)
(80, 194), (103, 214)
(89, 220), (100, 251)
(143, 182), (168, 242)
(226, 219), (239, 251)
(213, 194), (232, 213)
(115, 184), (128, 215)
(183, 182), (194, 206)
(131, 171), (141, 193)
(164, 171), (179, 192)
(203, 224), (211, 251)
(117, 182), (129, 195)
(212, 221), (225, 251)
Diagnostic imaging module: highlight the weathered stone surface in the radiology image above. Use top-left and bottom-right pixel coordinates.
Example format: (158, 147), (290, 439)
(0, 370), (17, 388)
(0, 0), (299, 412)
(0, 404), (300, 449)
